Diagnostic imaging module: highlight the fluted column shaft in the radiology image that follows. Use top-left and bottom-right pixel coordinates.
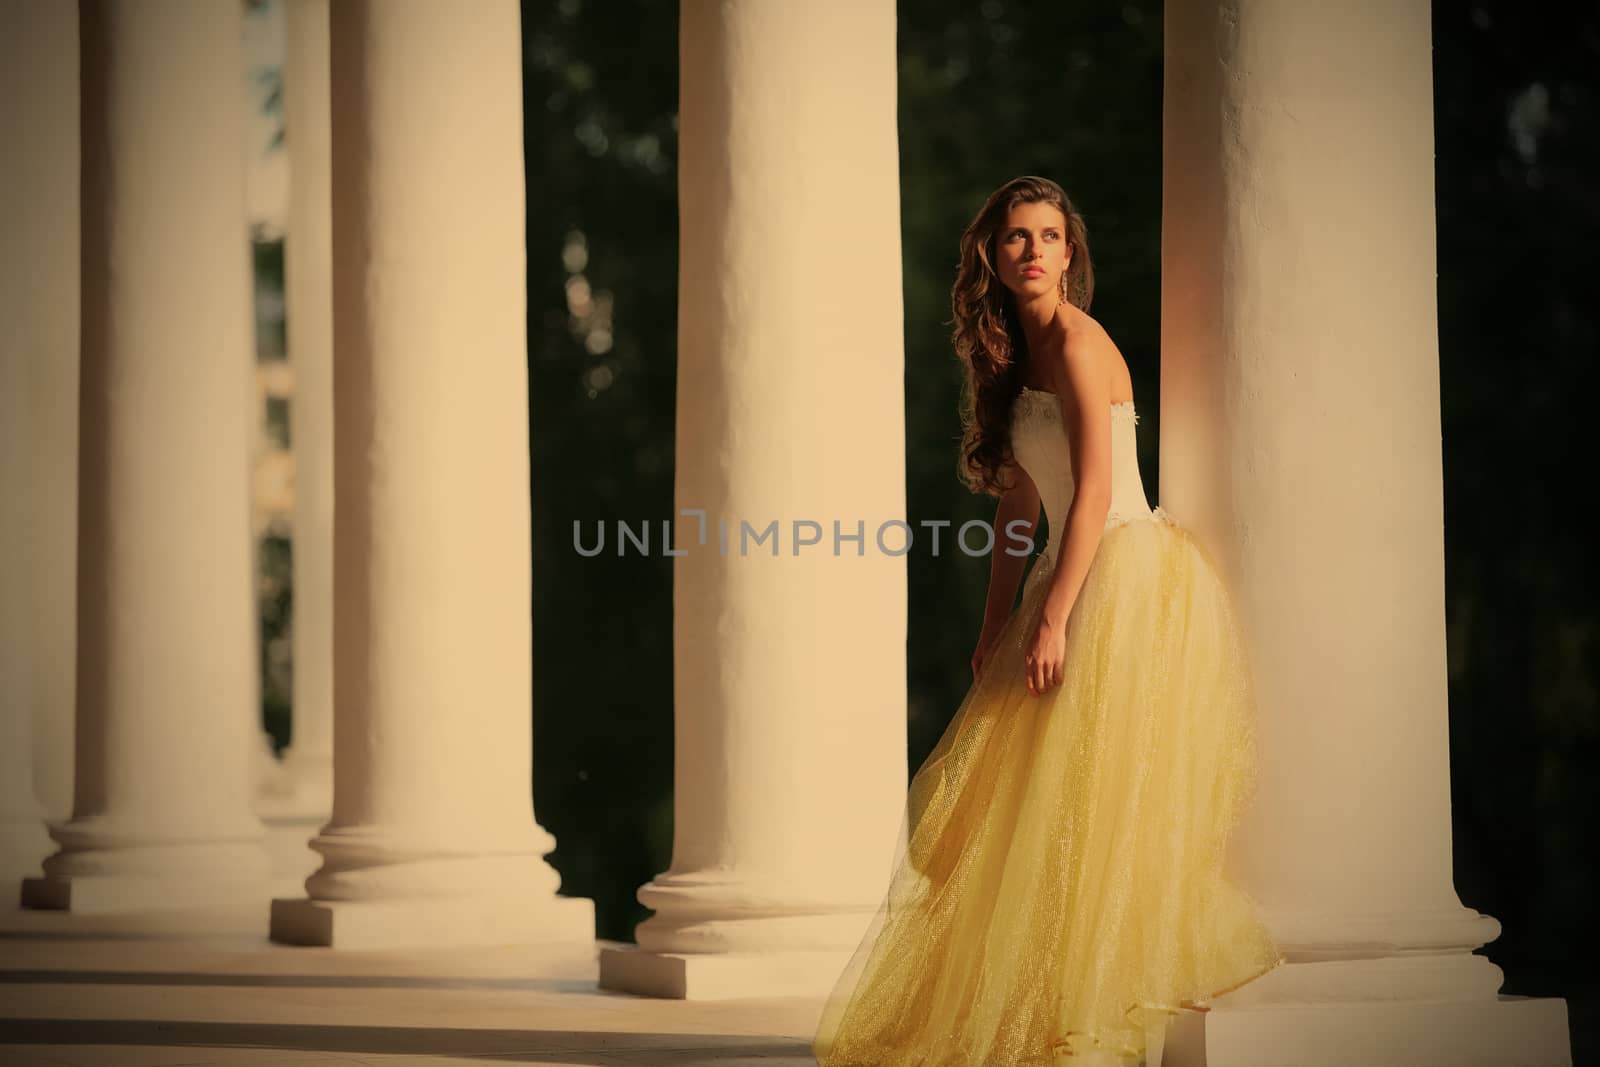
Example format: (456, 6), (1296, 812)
(268, 0), (591, 950)
(1160, 0), (1568, 1061)
(600, 0), (908, 999)
(24, 0), (270, 913)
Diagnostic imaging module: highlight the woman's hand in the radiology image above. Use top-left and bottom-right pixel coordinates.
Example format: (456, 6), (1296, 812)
(971, 620), (1006, 681)
(1023, 614), (1068, 696)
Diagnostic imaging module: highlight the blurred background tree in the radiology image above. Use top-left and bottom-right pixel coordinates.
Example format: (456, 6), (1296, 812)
(1433, 1), (1597, 1056)
(521, 0), (682, 951)
(244, 0), (292, 754)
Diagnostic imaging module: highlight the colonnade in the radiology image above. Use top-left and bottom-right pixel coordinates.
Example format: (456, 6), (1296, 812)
(0, 1), (1570, 1062)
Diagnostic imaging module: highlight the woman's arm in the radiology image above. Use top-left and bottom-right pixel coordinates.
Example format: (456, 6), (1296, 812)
(1040, 332), (1113, 630)
(1022, 327), (1112, 694)
(981, 461), (1042, 634)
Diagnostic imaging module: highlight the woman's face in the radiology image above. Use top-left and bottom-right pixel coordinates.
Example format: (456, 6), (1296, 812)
(993, 201), (1071, 301)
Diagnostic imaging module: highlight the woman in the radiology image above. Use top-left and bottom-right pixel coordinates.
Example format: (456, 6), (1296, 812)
(811, 176), (1285, 1067)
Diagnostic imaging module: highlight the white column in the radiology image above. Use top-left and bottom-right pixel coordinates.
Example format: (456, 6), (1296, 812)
(599, 0), (907, 999)
(0, 1), (77, 900)
(1160, 1), (1569, 1063)
(23, 0), (272, 914)
(267, 0), (592, 951)
(252, 0), (334, 895)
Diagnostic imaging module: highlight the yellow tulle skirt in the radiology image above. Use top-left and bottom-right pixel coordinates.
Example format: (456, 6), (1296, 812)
(812, 508), (1285, 1067)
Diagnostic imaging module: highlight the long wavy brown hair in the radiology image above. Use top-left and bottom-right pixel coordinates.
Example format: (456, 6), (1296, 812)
(952, 176), (1095, 497)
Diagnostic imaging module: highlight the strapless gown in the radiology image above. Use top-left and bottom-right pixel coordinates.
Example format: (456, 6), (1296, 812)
(811, 387), (1285, 1067)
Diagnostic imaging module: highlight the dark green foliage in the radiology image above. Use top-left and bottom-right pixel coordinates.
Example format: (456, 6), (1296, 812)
(257, 531), (292, 753)
(522, 0), (681, 944)
(251, 236), (286, 360)
(1434, 0), (1599, 1051)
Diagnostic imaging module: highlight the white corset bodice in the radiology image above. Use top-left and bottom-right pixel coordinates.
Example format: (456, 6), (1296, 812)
(1010, 387), (1160, 561)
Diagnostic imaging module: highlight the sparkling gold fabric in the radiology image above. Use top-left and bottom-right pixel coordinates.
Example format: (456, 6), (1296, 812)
(812, 393), (1285, 1066)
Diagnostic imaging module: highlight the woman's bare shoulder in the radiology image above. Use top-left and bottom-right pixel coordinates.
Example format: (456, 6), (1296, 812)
(1045, 306), (1108, 367)
(1054, 304), (1112, 344)
(1049, 307), (1132, 398)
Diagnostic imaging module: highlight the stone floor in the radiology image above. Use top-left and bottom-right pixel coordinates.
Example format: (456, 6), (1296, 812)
(0, 907), (825, 1067)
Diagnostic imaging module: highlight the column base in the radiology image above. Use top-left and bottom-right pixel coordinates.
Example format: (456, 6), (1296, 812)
(21, 872), (271, 914)
(25, 815), (273, 914)
(635, 869), (880, 954)
(1227, 949), (1510, 1004)
(1167, 991), (1571, 1066)
(599, 943), (853, 1000)
(269, 891), (594, 950)
(1262, 903), (1504, 961)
